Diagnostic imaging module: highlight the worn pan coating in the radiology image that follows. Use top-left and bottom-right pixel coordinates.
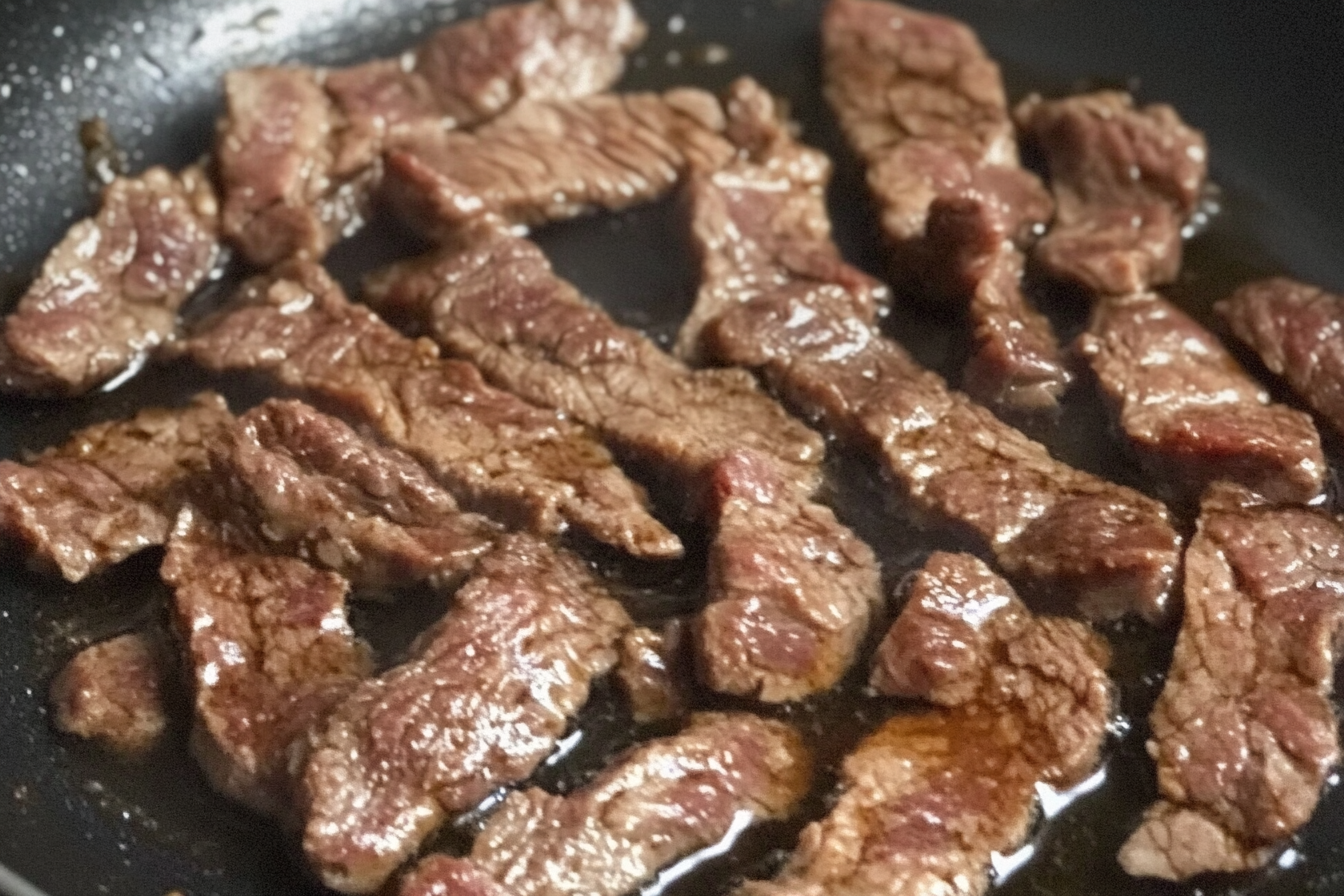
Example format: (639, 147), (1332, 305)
(2, 1), (1344, 895)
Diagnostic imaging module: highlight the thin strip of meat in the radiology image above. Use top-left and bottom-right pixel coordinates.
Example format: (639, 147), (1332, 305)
(49, 631), (168, 755)
(215, 399), (502, 590)
(0, 165), (218, 396)
(698, 450), (880, 702)
(1077, 292), (1324, 505)
(736, 551), (1113, 896)
(1217, 277), (1344, 438)
(162, 506), (372, 818)
(676, 83), (1179, 621)
(398, 712), (811, 896)
(705, 288), (1181, 622)
(674, 78), (888, 364)
(180, 260), (679, 560)
(1119, 485), (1344, 880)
(382, 87), (735, 237)
(363, 204), (882, 701)
(0, 392), (234, 582)
(299, 533), (631, 895)
(362, 214), (823, 499)
(870, 551), (1114, 784)
(1015, 90), (1208, 296)
(217, 0), (645, 264)
(820, 0), (1068, 412)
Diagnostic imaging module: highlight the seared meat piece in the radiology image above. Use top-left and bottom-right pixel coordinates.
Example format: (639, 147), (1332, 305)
(706, 289), (1181, 622)
(738, 713), (1035, 896)
(1218, 277), (1344, 438)
(616, 622), (690, 723)
(182, 261), (678, 559)
(217, 0), (645, 264)
(300, 534), (630, 895)
(678, 82), (1178, 621)
(675, 78), (888, 364)
(365, 217), (882, 700)
(699, 450), (880, 702)
(399, 712), (810, 896)
(0, 392), (234, 582)
(215, 399), (501, 590)
(383, 88), (735, 236)
(738, 551), (1112, 896)
(162, 507), (371, 817)
(820, 0), (1066, 412)
(363, 219), (823, 500)
(1119, 486), (1344, 880)
(216, 67), (375, 268)
(49, 632), (168, 755)
(871, 552), (1114, 784)
(0, 166), (218, 396)
(1078, 292), (1324, 505)
(958, 244), (1070, 412)
(1016, 90), (1208, 295)
(407, 0), (644, 125)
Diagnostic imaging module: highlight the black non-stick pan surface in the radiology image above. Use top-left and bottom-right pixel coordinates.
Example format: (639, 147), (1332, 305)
(3, 1), (1344, 895)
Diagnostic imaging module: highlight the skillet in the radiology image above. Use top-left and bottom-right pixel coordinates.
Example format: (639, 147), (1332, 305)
(2, 1), (1344, 895)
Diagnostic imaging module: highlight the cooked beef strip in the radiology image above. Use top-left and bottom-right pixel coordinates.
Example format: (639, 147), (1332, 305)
(299, 533), (631, 895)
(0, 392), (234, 582)
(737, 713), (1036, 896)
(674, 78), (889, 364)
(382, 87), (735, 237)
(737, 551), (1112, 896)
(616, 621), (690, 723)
(1077, 292), (1324, 505)
(362, 218), (823, 502)
(217, 67), (375, 268)
(364, 215), (883, 700)
(162, 505), (372, 818)
(215, 399), (502, 590)
(399, 712), (810, 896)
(820, 0), (1067, 412)
(1218, 277), (1344, 438)
(677, 82), (1178, 620)
(0, 165), (219, 396)
(217, 0), (644, 264)
(705, 288), (1181, 622)
(698, 450), (880, 702)
(1119, 485), (1344, 880)
(49, 631), (168, 755)
(871, 551), (1114, 784)
(181, 260), (679, 559)
(1016, 90), (1208, 295)
(957, 247), (1072, 412)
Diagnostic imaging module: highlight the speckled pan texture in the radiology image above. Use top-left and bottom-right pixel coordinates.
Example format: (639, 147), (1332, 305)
(2, 1), (1344, 895)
